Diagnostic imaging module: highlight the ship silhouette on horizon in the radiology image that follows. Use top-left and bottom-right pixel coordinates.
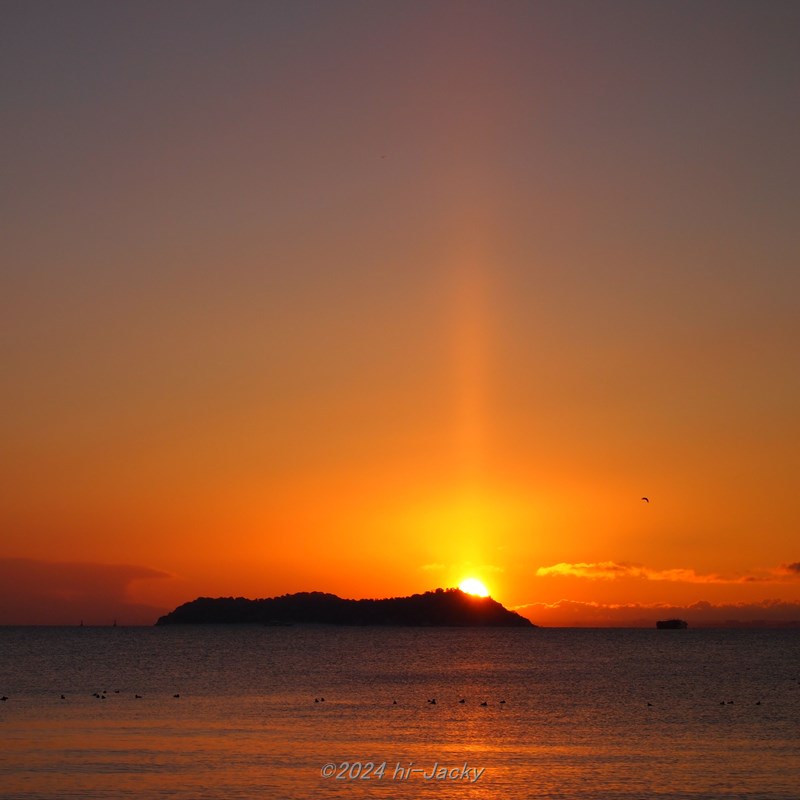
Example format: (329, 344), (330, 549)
(656, 618), (688, 629)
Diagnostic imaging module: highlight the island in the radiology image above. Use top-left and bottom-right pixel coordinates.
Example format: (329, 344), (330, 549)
(156, 588), (536, 627)
(656, 618), (688, 629)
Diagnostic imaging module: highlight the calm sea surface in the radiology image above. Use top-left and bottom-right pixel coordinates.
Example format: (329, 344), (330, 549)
(0, 626), (798, 799)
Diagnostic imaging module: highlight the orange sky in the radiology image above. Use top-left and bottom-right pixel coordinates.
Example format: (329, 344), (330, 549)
(2, 2), (799, 625)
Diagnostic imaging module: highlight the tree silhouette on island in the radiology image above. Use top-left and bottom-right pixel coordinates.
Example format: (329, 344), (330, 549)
(156, 588), (536, 627)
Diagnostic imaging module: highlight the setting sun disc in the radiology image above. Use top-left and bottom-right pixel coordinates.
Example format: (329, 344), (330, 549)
(459, 578), (490, 597)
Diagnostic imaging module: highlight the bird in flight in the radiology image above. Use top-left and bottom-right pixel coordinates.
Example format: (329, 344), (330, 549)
(641, 497), (649, 503)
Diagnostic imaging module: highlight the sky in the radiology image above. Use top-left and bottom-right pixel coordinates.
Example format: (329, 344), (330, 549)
(2, 0), (799, 626)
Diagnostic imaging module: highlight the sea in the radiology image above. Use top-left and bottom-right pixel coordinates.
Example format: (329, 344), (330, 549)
(0, 626), (798, 799)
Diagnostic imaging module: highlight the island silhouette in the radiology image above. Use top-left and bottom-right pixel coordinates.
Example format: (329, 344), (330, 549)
(156, 587), (535, 627)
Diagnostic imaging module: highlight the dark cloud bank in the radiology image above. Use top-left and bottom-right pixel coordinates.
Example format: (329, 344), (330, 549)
(0, 559), (169, 625)
(517, 598), (800, 627)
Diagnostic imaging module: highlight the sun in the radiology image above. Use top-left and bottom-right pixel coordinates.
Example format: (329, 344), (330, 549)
(458, 578), (490, 597)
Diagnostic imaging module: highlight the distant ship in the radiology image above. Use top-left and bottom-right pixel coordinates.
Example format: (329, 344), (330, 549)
(656, 619), (688, 629)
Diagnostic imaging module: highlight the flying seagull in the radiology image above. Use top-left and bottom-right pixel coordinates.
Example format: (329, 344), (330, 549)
(641, 497), (649, 503)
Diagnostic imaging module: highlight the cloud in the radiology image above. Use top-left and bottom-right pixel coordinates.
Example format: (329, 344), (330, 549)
(536, 561), (636, 580)
(0, 558), (170, 625)
(514, 598), (800, 627)
(782, 562), (800, 574)
(535, 561), (778, 584)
